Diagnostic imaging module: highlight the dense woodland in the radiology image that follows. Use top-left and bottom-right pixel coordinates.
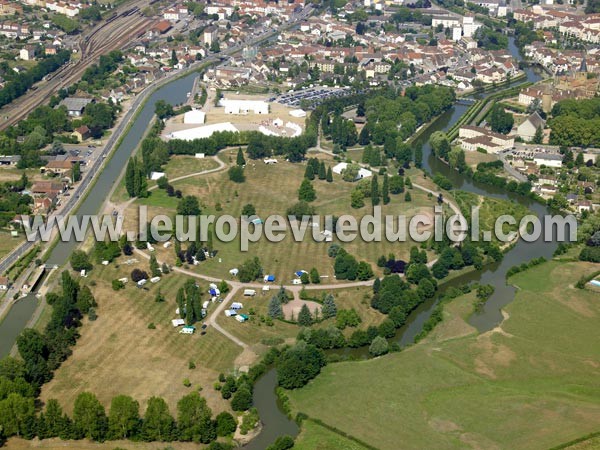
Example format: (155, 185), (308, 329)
(0, 51), (70, 110)
(549, 97), (600, 148)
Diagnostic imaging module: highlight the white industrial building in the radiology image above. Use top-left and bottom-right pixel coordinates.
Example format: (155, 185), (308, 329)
(183, 109), (206, 124)
(219, 98), (269, 115)
(167, 122), (238, 140)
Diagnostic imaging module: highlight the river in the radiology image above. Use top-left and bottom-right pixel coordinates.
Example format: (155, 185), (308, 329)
(0, 37), (554, 449)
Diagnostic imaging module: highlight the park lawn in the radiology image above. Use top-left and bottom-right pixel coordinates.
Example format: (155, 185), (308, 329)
(293, 420), (369, 450)
(306, 286), (387, 334)
(464, 149), (497, 168)
(216, 285), (387, 353)
(130, 153), (439, 282)
(41, 260), (241, 415)
(163, 155), (219, 180)
(287, 260), (600, 450)
(216, 290), (299, 354)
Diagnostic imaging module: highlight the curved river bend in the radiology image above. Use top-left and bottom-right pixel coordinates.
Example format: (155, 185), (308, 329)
(0, 38), (555, 448)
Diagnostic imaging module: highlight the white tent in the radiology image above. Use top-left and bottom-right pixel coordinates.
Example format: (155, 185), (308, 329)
(150, 171), (165, 181)
(289, 109), (306, 118)
(172, 319), (185, 327)
(167, 123), (238, 140)
(184, 109), (206, 124)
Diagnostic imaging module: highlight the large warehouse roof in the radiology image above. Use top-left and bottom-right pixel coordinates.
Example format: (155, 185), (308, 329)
(167, 122), (238, 140)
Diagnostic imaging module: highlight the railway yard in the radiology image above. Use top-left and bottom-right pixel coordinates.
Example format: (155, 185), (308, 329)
(0, 0), (152, 131)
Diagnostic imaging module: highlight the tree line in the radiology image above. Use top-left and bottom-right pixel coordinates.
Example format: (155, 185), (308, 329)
(0, 50), (70, 109)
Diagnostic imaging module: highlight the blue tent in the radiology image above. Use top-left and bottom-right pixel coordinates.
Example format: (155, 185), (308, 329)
(295, 271), (305, 277)
(209, 288), (217, 296)
(266, 275), (275, 282)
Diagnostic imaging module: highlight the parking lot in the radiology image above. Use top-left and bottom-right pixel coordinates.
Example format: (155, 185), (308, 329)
(273, 86), (352, 108)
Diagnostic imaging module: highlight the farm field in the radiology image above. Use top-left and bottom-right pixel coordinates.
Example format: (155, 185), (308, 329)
(287, 260), (600, 450)
(128, 149), (444, 283)
(41, 261), (241, 414)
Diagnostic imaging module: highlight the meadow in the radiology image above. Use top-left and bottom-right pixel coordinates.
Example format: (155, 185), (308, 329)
(288, 260), (600, 450)
(128, 149), (442, 283)
(41, 260), (241, 414)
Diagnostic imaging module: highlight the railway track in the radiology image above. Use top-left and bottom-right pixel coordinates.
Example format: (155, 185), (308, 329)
(0, 1), (148, 130)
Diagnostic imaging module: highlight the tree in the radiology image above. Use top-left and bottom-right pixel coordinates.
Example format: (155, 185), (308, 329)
(297, 304), (312, 326)
(236, 147), (245, 166)
(141, 397), (175, 442)
(357, 261), (373, 280)
(369, 336), (389, 356)
(175, 286), (186, 316)
(321, 294), (337, 319)
(238, 257), (262, 283)
(42, 399), (67, 438)
(70, 250), (92, 272)
(154, 100), (174, 119)
(228, 166), (245, 183)
(309, 267), (320, 284)
(389, 175), (404, 194)
(371, 175), (380, 206)
(489, 104), (514, 135)
(149, 254), (160, 277)
(177, 392), (215, 443)
(177, 195), (200, 216)
(532, 126), (544, 144)
(267, 435), (295, 450)
(276, 341), (326, 389)
(404, 191), (412, 202)
(231, 388), (252, 412)
(215, 412), (236, 436)
(241, 203), (256, 216)
(304, 164), (315, 180)
(414, 146), (423, 168)
(326, 166), (333, 182)
(318, 161), (326, 180)
(298, 179), (316, 202)
(351, 189), (365, 209)
(73, 392), (107, 440)
(382, 175), (390, 204)
(108, 395), (140, 440)
(0, 393), (35, 438)
(268, 295), (283, 319)
(72, 162), (81, 183)
(286, 201), (315, 219)
(300, 272), (310, 284)
(131, 269), (148, 282)
(76, 285), (96, 314)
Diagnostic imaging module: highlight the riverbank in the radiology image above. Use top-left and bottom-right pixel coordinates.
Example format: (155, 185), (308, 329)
(287, 260), (600, 450)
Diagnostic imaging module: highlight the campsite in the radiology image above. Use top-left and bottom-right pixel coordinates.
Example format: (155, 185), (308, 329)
(118, 147), (448, 283)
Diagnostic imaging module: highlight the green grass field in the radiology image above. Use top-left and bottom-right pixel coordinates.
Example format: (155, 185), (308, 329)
(131, 150), (440, 282)
(41, 260), (241, 414)
(287, 260), (600, 450)
(293, 420), (369, 450)
(215, 285), (387, 355)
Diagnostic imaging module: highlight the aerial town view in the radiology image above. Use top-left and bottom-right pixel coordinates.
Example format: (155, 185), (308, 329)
(0, 0), (599, 448)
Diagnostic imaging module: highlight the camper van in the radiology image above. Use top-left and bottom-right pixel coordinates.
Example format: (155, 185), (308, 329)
(243, 289), (256, 297)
